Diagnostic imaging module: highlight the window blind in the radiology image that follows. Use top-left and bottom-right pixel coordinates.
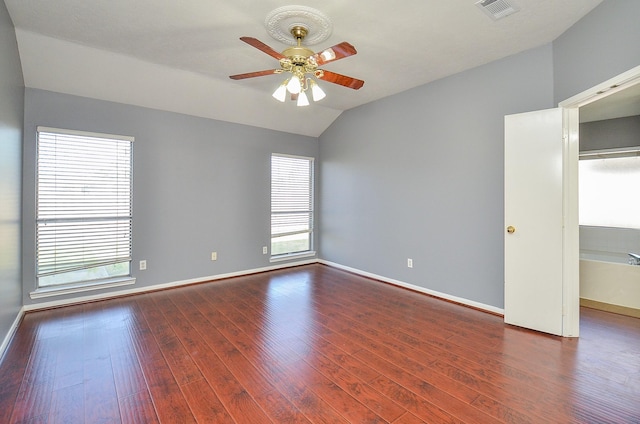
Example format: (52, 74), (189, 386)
(271, 154), (314, 254)
(36, 127), (133, 278)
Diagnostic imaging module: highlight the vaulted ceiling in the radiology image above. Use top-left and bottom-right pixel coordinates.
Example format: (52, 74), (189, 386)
(5, 0), (603, 136)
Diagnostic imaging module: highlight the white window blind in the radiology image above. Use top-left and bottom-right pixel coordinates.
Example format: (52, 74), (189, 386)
(36, 127), (133, 283)
(271, 154), (314, 256)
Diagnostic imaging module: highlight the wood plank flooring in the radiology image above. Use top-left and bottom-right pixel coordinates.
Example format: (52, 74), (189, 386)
(1, 264), (639, 423)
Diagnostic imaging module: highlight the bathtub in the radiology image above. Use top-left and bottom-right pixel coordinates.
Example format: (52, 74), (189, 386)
(580, 251), (640, 313)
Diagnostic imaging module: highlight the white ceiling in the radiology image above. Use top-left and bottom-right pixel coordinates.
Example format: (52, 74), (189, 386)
(5, 0), (603, 137)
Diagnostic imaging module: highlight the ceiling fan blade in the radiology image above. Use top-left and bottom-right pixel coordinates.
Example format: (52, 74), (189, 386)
(229, 69), (279, 80)
(318, 70), (364, 90)
(240, 37), (285, 60)
(312, 42), (357, 66)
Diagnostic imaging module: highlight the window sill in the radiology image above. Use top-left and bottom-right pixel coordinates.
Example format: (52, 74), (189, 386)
(270, 251), (317, 263)
(30, 277), (136, 300)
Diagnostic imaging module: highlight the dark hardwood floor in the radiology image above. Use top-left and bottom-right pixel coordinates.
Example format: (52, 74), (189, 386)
(1, 264), (639, 423)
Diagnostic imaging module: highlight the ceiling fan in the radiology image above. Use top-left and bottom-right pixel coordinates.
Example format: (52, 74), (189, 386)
(229, 25), (364, 105)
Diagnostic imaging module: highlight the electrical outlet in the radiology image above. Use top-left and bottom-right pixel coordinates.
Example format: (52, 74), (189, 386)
(407, 258), (413, 268)
(211, 251), (217, 261)
(262, 246), (268, 255)
(139, 260), (147, 270)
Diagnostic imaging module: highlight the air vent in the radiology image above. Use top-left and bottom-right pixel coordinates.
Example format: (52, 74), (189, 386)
(476, 0), (519, 20)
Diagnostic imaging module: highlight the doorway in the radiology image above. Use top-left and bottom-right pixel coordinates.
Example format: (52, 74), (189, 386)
(573, 80), (640, 318)
(559, 65), (640, 333)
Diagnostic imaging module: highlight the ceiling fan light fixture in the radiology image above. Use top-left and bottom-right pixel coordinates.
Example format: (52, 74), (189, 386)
(311, 80), (326, 101)
(286, 76), (302, 94)
(297, 90), (310, 106)
(230, 8), (364, 106)
(272, 81), (288, 102)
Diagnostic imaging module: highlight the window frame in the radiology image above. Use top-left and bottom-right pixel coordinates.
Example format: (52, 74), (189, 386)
(270, 153), (316, 261)
(32, 126), (135, 297)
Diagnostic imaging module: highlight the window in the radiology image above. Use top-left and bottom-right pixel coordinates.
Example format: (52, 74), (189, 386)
(36, 127), (133, 288)
(271, 154), (314, 258)
(579, 148), (640, 229)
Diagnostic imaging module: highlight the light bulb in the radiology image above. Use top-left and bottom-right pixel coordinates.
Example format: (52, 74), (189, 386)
(272, 81), (287, 102)
(286, 76), (302, 94)
(297, 91), (309, 106)
(311, 81), (326, 101)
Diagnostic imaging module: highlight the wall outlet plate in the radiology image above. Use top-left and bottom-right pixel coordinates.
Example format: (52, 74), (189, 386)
(263, 246), (268, 254)
(211, 252), (217, 261)
(139, 260), (147, 270)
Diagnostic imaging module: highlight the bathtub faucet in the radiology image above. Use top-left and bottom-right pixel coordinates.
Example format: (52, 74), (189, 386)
(629, 253), (640, 266)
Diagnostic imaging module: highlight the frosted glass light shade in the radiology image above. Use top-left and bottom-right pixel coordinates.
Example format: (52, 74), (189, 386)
(272, 82), (287, 102)
(286, 76), (302, 94)
(297, 91), (309, 106)
(311, 82), (326, 101)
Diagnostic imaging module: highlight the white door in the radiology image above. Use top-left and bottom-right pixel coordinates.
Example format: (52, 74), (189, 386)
(504, 108), (564, 336)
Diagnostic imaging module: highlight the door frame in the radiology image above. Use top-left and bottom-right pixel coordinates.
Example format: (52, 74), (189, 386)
(558, 65), (640, 337)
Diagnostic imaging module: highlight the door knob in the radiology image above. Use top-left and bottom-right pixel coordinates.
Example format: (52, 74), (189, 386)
(507, 226), (516, 234)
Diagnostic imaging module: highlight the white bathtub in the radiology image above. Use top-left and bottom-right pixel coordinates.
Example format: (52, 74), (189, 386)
(580, 254), (640, 311)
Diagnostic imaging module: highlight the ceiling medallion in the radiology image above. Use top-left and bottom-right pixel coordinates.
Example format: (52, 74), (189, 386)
(265, 5), (332, 46)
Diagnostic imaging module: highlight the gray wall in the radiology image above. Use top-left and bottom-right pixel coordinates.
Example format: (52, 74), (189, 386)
(319, 45), (555, 308)
(22, 89), (318, 306)
(580, 115), (640, 151)
(0, 2), (24, 346)
(319, 0), (640, 310)
(553, 0), (640, 104)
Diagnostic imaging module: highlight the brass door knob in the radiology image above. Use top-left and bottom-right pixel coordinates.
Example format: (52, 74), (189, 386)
(507, 226), (516, 234)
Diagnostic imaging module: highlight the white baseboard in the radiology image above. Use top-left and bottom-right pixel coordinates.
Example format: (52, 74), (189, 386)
(23, 258), (318, 312)
(21, 257), (503, 318)
(0, 307), (25, 360)
(319, 260), (504, 316)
